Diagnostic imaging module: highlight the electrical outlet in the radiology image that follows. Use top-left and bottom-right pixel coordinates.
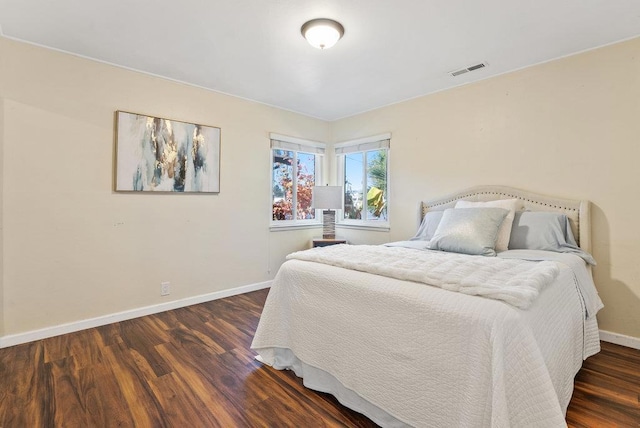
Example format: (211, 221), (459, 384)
(160, 281), (170, 296)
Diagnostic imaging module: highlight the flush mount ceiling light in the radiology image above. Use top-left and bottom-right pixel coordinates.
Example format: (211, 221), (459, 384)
(301, 18), (344, 50)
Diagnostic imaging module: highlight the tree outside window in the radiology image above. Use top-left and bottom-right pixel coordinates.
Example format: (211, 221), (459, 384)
(343, 148), (388, 222)
(272, 149), (317, 221)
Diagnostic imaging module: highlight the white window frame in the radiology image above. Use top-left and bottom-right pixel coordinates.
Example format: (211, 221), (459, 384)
(270, 133), (325, 230)
(335, 133), (391, 230)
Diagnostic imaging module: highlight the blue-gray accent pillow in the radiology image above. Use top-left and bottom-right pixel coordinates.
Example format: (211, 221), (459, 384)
(508, 211), (596, 265)
(428, 207), (509, 256)
(410, 210), (444, 241)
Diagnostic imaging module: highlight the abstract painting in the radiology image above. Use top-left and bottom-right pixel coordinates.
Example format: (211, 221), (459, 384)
(115, 111), (220, 192)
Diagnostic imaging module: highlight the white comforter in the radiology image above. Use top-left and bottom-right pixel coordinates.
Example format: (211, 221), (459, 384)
(251, 247), (602, 427)
(287, 245), (559, 309)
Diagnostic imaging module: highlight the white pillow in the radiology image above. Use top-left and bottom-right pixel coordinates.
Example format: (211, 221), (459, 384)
(455, 198), (522, 252)
(428, 207), (509, 256)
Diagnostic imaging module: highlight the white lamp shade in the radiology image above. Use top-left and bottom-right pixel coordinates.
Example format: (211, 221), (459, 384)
(301, 19), (344, 50)
(312, 186), (343, 210)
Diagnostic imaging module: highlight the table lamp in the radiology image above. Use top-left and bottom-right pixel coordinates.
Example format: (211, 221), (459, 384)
(312, 186), (343, 239)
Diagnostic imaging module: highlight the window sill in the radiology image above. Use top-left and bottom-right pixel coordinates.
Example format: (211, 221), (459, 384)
(336, 222), (390, 232)
(270, 223), (323, 232)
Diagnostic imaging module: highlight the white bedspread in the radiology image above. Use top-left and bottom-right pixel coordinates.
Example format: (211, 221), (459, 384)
(252, 247), (601, 427)
(287, 245), (559, 309)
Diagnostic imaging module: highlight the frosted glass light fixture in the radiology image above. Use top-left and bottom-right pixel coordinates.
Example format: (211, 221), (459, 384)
(301, 19), (344, 50)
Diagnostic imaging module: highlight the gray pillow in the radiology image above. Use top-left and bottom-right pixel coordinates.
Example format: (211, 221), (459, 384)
(428, 207), (509, 256)
(508, 211), (596, 265)
(410, 210), (444, 241)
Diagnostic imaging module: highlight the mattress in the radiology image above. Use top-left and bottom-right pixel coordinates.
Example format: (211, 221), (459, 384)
(251, 248), (601, 427)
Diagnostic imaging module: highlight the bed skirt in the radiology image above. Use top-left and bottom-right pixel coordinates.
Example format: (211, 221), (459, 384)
(256, 347), (410, 427)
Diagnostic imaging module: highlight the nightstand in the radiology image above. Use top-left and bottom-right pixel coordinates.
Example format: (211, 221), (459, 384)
(312, 238), (347, 248)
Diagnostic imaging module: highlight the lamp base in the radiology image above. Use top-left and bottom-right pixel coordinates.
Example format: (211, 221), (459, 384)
(322, 210), (336, 239)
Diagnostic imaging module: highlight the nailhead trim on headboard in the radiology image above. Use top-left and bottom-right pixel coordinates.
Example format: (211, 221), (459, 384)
(420, 186), (590, 252)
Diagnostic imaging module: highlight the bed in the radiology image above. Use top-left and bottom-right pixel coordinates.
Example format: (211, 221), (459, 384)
(251, 185), (603, 427)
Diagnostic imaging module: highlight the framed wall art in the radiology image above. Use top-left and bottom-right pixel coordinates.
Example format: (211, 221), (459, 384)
(115, 111), (221, 193)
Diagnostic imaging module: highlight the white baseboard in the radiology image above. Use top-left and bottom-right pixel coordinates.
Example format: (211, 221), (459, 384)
(599, 329), (640, 350)
(0, 280), (271, 349)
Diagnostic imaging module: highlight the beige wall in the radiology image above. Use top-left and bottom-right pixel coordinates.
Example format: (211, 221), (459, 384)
(0, 97), (4, 337)
(0, 37), (329, 336)
(332, 37), (640, 339)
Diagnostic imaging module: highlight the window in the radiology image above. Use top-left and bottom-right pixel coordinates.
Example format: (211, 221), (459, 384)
(336, 134), (390, 227)
(271, 134), (324, 226)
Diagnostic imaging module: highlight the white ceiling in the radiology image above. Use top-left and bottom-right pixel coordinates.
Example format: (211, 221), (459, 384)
(1, 0), (640, 121)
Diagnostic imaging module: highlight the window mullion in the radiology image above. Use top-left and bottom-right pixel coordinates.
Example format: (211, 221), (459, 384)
(292, 151), (298, 220)
(316, 155), (322, 219)
(362, 151), (368, 221)
(336, 155), (342, 220)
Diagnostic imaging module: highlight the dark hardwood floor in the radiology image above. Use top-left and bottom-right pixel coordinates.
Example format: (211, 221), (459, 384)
(0, 288), (638, 427)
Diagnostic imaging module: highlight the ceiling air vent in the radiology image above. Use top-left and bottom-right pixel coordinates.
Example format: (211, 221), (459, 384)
(449, 62), (488, 77)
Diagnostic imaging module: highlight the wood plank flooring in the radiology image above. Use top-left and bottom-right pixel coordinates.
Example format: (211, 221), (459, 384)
(0, 288), (638, 427)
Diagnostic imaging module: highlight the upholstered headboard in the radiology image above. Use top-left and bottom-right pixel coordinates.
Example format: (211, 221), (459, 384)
(420, 185), (591, 253)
